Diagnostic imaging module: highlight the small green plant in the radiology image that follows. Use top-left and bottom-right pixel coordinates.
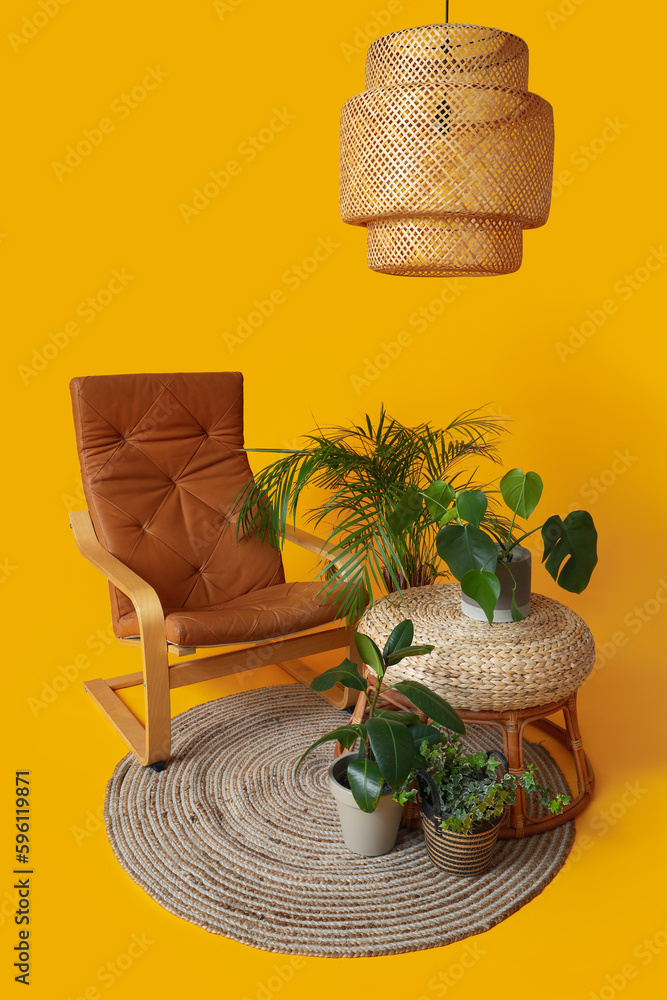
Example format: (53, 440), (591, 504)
(395, 467), (598, 623)
(397, 733), (571, 835)
(295, 619), (464, 813)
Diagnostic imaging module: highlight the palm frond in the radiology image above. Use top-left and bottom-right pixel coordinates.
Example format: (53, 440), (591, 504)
(235, 406), (508, 623)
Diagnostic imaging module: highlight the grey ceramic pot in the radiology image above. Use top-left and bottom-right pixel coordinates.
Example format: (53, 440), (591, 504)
(327, 753), (404, 857)
(461, 544), (532, 623)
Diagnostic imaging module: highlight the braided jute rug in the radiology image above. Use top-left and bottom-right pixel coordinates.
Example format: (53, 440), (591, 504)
(105, 685), (574, 957)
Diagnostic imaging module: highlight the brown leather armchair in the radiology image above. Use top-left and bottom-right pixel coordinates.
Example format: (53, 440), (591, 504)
(69, 372), (359, 769)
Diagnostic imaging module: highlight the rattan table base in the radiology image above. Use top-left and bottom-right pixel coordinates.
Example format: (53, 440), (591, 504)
(353, 585), (597, 837)
(456, 693), (594, 838)
(347, 681), (594, 839)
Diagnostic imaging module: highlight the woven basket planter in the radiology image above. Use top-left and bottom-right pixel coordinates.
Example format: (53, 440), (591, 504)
(417, 758), (508, 876)
(421, 809), (505, 876)
(340, 23), (554, 276)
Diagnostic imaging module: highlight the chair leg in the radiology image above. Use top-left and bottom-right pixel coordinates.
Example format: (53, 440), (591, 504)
(85, 619), (171, 767)
(87, 625), (361, 764)
(142, 636), (171, 766)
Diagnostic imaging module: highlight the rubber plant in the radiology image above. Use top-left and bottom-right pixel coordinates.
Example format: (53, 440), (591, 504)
(235, 407), (506, 623)
(295, 620), (464, 812)
(396, 468), (598, 623)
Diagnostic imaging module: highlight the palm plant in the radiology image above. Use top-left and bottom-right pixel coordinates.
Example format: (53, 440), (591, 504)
(235, 406), (507, 623)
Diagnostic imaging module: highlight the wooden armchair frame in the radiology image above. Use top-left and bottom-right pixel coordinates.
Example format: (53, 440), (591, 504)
(70, 509), (359, 769)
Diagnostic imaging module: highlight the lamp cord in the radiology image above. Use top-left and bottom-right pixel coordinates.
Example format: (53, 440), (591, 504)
(445, 1), (449, 22)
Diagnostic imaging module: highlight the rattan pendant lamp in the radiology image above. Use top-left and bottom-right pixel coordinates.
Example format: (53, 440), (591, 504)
(339, 3), (554, 276)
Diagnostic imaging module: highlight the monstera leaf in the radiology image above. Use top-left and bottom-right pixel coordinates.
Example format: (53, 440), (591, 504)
(436, 523), (498, 581)
(541, 511), (598, 593)
(500, 469), (544, 519)
(424, 481), (456, 520)
(455, 489), (488, 527)
(387, 486), (423, 533)
(461, 568), (501, 625)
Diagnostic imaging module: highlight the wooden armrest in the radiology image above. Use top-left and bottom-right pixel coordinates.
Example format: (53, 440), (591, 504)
(70, 509), (170, 766)
(283, 524), (336, 559)
(69, 510), (165, 628)
(283, 524), (357, 586)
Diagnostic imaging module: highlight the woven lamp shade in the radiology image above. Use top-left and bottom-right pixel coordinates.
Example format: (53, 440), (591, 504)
(339, 24), (555, 277)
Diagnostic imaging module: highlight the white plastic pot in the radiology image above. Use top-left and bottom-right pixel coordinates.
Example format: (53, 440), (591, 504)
(327, 753), (404, 857)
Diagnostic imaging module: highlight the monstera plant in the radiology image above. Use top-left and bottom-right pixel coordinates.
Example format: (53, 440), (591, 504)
(427, 468), (599, 623)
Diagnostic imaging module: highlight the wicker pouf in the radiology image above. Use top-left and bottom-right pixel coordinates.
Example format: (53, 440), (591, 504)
(358, 585), (595, 711)
(354, 585), (596, 838)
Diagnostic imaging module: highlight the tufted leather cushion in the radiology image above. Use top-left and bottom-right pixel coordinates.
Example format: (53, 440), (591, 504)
(117, 582), (339, 646)
(70, 373), (339, 645)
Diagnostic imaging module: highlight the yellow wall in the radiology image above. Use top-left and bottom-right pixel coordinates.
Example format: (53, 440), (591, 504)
(2, 1), (666, 997)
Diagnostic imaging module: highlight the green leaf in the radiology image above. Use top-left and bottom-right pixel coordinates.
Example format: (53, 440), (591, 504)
(233, 406), (506, 629)
(346, 758), (384, 812)
(374, 710), (420, 726)
(409, 723), (443, 765)
(365, 717), (416, 788)
(310, 658), (367, 692)
(382, 619), (413, 660)
(385, 643), (434, 665)
(295, 726), (361, 772)
(541, 510), (598, 593)
(408, 723), (443, 749)
(354, 633), (385, 676)
(424, 481), (456, 520)
(439, 508), (459, 527)
(500, 469), (544, 519)
(461, 569), (501, 624)
(511, 592), (525, 621)
(392, 680), (465, 734)
(455, 489), (488, 527)
(436, 522), (498, 581)
(386, 486), (423, 534)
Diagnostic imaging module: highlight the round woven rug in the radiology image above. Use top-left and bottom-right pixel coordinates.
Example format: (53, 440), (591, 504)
(105, 685), (574, 957)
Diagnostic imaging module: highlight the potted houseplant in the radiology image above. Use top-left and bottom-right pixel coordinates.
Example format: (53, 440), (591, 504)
(296, 619), (465, 857)
(236, 407), (506, 623)
(396, 733), (571, 875)
(427, 468), (598, 623)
